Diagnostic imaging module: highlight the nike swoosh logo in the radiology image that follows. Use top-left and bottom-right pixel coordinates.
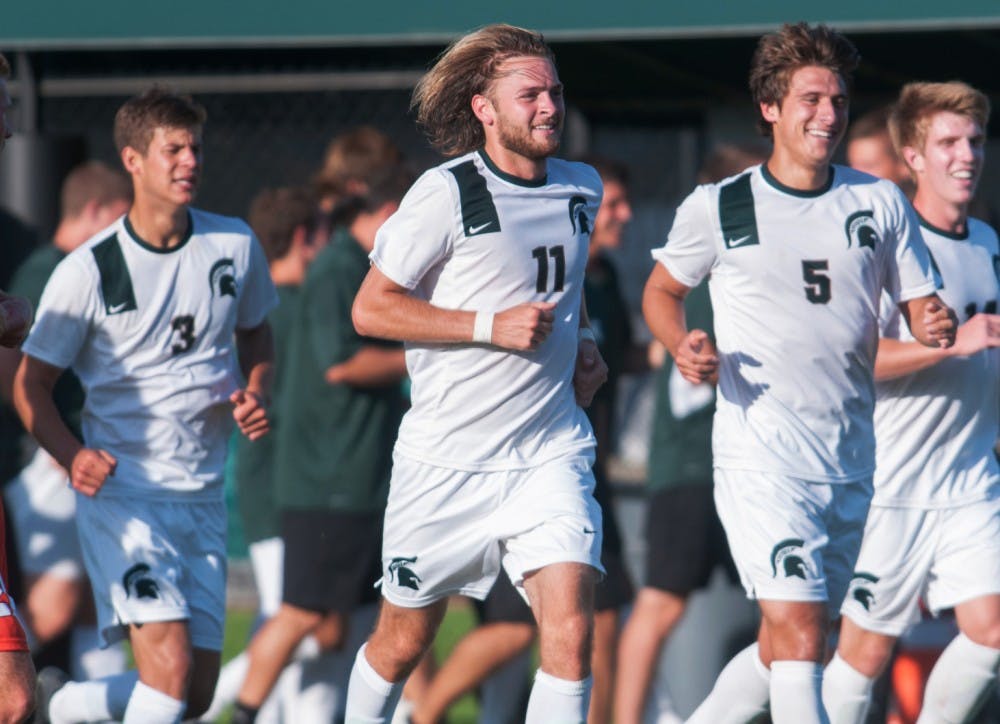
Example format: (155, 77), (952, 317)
(727, 235), (754, 248)
(583, 528), (596, 535)
(468, 221), (494, 235)
(108, 301), (130, 314)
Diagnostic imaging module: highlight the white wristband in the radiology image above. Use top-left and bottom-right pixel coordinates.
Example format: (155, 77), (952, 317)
(473, 311), (494, 344)
(578, 327), (596, 343)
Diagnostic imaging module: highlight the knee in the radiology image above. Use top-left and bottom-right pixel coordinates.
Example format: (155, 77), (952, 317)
(0, 663), (35, 723)
(542, 610), (593, 661)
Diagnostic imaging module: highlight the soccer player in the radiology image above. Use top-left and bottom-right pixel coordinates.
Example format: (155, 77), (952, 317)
(0, 50), (39, 724)
(845, 106), (912, 192)
(642, 23), (956, 724)
(823, 81), (1000, 724)
(14, 87), (277, 723)
(344, 23), (608, 724)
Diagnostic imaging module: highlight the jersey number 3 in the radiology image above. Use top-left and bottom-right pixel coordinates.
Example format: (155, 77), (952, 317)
(532, 245), (565, 293)
(171, 315), (196, 355)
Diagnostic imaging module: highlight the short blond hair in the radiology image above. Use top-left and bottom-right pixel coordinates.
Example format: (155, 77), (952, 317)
(889, 81), (991, 156)
(60, 161), (132, 218)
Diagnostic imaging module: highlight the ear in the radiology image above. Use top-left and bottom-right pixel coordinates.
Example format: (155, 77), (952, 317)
(121, 146), (142, 175)
(471, 94), (494, 126)
(901, 145), (924, 175)
(760, 101), (780, 125)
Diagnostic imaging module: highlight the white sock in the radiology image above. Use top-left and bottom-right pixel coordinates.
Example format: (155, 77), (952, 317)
(687, 643), (771, 724)
(70, 625), (127, 680)
(524, 669), (592, 724)
(918, 632), (1000, 724)
(771, 660), (829, 724)
(49, 670), (139, 724)
(122, 680), (185, 724)
(344, 644), (405, 723)
(822, 652), (874, 724)
(201, 650), (250, 721)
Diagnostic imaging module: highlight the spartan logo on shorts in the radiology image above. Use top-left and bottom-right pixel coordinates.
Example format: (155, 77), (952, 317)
(122, 563), (160, 600)
(209, 258), (237, 298)
(844, 210), (879, 251)
(387, 556), (421, 591)
(569, 196), (591, 235)
(770, 538), (810, 579)
(847, 572), (880, 611)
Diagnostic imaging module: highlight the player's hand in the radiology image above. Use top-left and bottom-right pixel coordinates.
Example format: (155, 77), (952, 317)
(922, 300), (958, 349)
(948, 313), (1000, 356)
(231, 388), (270, 441)
(0, 293), (33, 348)
(70, 448), (116, 496)
(490, 302), (556, 351)
(574, 337), (608, 407)
(674, 329), (718, 385)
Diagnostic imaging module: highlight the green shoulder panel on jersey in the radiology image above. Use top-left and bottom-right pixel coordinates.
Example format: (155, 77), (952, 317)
(448, 161), (502, 237)
(718, 172), (760, 251)
(92, 233), (138, 315)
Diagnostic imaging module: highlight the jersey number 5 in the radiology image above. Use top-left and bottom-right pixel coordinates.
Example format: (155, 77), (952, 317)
(532, 245), (565, 293)
(802, 260), (831, 304)
(171, 315), (196, 355)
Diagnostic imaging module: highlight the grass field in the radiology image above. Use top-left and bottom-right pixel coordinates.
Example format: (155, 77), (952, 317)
(217, 600), (482, 723)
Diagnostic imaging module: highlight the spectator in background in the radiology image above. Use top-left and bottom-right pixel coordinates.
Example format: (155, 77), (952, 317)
(232, 165), (411, 724)
(0, 161), (131, 684)
(614, 142), (767, 724)
(846, 106), (913, 194)
(313, 126), (403, 214)
(201, 185), (329, 723)
(0, 49), (40, 724)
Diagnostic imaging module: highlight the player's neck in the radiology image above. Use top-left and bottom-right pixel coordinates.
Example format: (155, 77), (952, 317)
(912, 191), (968, 236)
(127, 202), (191, 250)
(481, 141), (547, 183)
(765, 152), (831, 193)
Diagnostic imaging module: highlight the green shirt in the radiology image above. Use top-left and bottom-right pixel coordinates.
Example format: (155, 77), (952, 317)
(274, 230), (403, 511)
(232, 284), (298, 543)
(647, 280), (715, 491)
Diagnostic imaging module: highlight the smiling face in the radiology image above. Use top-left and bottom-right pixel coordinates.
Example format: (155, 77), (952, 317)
(590, 179), (632, 255)
(906, 110), (984, 209)
(123, 125), (202, 209)
(763, 65), (848, 173)
(474, 55), (564, 175)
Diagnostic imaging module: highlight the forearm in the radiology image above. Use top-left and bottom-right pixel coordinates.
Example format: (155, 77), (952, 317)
(327, 346), (407, 388)
(14, 373), (81, 471)
(874, 337), (948, 381)
(353, 278), (475, 344)
(642, 284), (689, 361)
(236, 323), (275, 397)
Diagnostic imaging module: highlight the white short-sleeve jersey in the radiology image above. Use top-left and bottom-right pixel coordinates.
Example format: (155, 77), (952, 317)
(652, 164), (936, 482)
(22, 209), (278, 500)
(873, 217), (1000, 507)
(370, 150), (600, 470)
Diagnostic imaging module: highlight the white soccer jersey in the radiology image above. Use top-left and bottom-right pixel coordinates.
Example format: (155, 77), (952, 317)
(23, 209), (278, 499)
(872, 217), (1000, 507)
(652, 164), (936, 482)
(370, 149), (600, 470)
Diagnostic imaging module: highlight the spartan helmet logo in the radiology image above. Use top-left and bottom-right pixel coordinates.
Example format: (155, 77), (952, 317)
(848, 572), (880, 611)
(122, 563), (160, 600)
(209, 258), (237, 298)
(388, 556), (421, 591)
(770, 538), (809, 580)
(844, 210), (879, 251)
(569, 195), (590, 235)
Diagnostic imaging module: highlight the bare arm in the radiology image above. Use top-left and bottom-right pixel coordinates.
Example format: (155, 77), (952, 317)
(900, 294), (957, 349)
(14, 355), (115, 496)
(325, 345), (407, 388)
(352, 265), (555, 351)
(642, 263), (717, 384)
(231, 321), (275, 441)
(875, 312), (1000, 381)
(574, 296), (608, 407)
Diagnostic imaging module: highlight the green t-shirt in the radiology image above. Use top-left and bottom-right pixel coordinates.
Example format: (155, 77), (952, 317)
(232, 283), (298, 543)
(274, 230), (404, 512)
(647, 280), (715, 491)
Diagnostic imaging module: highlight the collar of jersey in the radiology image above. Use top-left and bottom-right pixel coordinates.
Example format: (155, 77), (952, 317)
(477, 149), (547, 188)
(122, 211), (195, 254)
(916, 212), (969, 241)
(760, 163), (835, 198)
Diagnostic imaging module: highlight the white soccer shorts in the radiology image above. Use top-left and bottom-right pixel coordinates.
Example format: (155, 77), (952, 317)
(714, 469), (872, 611)
(841, 497), (1000, 636)
(380, 452), (605, 608)
(75, 494), (227, 650)
(4, 447), (83, 579)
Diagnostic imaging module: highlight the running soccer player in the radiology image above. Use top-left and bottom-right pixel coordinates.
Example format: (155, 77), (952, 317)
(824, 81), (1000, 724)
(642, 23), (956, 724)
(15, 87), (277, 724)
(343, 23), (608, 724)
